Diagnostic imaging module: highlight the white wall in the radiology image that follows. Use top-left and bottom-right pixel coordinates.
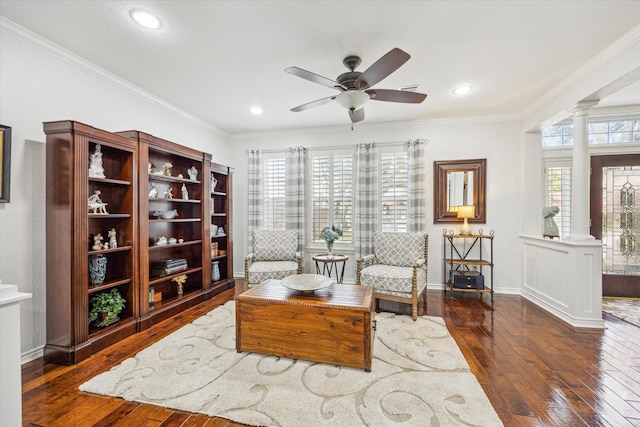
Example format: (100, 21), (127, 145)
(0, 21), (232, 361)
(229, 119), (524, 294)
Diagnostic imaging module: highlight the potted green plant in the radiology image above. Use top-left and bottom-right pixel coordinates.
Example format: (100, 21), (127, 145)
(88, 288), (126, 327)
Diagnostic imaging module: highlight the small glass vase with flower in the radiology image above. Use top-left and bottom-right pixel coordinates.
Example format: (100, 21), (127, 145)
(320, 225), (343, 257)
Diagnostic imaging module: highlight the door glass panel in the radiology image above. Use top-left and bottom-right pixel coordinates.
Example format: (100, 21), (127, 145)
(603, 166), (640, 275)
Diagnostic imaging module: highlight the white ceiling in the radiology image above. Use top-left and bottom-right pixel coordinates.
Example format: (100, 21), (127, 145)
(1, 1), (639, 135)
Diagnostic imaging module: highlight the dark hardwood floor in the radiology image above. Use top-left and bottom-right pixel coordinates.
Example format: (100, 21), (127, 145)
(21, 281), (640, 426)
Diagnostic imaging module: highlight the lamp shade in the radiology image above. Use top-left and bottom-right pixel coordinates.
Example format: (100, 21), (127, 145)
(456, 205), (475, 219)
(335, 90), (370, 111)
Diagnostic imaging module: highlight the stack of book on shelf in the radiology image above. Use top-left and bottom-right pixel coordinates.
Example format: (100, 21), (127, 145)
(151, 258), (188, 277)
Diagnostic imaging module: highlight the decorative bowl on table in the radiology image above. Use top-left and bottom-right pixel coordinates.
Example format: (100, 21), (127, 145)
(281, 274), (332, 294)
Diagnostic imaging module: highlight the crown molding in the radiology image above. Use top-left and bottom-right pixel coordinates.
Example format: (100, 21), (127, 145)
(522, 24), (640, 118)
(0, 17), (228, 138)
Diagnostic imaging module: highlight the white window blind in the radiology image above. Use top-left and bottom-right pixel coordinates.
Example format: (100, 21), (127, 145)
(379, 149), (408, 232)
(309, 148), (354, 243)
(544, 160), (572, 237)
(263, 155), (286, 231)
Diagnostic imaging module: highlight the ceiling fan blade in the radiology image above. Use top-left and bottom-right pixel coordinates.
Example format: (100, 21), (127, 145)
(349, 108), (364, 123)
(285, 67), (347, 91)
(290, 95), (336, 112)
(354, 48), (410, 88)
(366, 89), (427, 103)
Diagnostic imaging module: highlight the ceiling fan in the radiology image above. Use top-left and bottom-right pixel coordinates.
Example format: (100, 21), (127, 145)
(285, 48), (427, 124)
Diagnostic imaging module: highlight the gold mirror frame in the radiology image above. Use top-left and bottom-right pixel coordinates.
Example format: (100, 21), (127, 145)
(434, 158), (486, 224)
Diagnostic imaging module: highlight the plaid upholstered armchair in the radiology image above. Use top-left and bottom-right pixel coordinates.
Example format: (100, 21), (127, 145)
(356, 232), (428, 320)
(244, 230), (303, 288)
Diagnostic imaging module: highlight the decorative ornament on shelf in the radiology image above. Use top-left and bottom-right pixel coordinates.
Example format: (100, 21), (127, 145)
(88, 189), (108, 214)
(163, 162), (173, 176)
(108, 228), (117, 249)
(181, 183), (189, 200)
(211, 176), (218, 191)
(320, 225), (343, 256)
(88, 144), (106, 179)
(187, 166), (198, 181)
(172, 274), (188, 295)
(91, 233), (104, 251)
(88, 254), (107, 285)
(148, 182), (158, 198)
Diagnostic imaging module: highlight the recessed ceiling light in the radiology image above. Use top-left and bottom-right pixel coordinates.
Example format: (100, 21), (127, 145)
(250, 106), (263, 115)
(453, 85), (473, 95)
(130, 9), (162, 30)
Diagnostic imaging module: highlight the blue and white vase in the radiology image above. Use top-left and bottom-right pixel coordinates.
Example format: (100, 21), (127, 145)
(89, 254), (107, 285)
(211, 261), (220, 282)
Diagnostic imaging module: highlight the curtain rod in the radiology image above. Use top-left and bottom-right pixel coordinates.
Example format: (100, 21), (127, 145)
(246, 138), (428, 154)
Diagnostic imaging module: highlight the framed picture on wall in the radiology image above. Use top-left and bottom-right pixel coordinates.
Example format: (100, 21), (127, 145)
(0, 124), (12, 203)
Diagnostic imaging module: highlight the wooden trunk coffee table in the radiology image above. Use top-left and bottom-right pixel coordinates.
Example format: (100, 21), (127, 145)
(236, 279), (375, 371)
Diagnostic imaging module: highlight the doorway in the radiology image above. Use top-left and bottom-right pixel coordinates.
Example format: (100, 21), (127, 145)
(590, 154), (640, 297)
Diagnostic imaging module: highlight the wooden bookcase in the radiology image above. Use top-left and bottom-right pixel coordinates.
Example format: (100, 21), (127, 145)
(44, 121), (138, 365)
(44, 122), (235, 364)
(209, 161), (235, 294)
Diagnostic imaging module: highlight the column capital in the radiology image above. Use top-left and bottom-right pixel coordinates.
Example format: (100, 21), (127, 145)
(572, 100), (599, 116)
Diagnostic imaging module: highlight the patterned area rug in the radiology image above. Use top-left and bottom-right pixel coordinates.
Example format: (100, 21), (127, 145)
(80, 300), (503, 427)
(602, 298), (640, 328)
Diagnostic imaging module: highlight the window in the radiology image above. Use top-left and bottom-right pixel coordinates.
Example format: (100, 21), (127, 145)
(542, 123), (573, 146)
(544, 159), (572, 238)
(379, 147), (408, 232)
(542, 119), (640, 147)
(263, 154), (286, 231)
(308, 148), (354, 244)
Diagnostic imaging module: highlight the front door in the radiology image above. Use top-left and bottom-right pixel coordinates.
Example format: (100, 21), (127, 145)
(590, 154), (640, 297)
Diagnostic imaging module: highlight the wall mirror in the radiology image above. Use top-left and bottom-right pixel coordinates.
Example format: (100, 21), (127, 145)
(434, 158), (486, 224)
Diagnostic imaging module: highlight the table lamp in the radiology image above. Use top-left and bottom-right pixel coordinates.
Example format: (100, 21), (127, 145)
(457, 205), (475, 236)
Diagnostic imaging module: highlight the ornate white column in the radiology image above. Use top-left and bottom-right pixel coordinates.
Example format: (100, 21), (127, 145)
(568, 101), (598, 240)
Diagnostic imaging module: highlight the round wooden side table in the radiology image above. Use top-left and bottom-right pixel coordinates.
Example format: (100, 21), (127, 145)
(312, 254), (349, 284)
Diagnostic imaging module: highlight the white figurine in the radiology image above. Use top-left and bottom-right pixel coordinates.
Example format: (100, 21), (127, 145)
(149, 182), (158, 198)
(188, 166), (198, 181)
(92, 233), (104, 251)
(156, 236), (168, 246)
(108, 228), (117, 249)
(148, 162), (153, 174)
(103, 242), (109, 250)
(164, 187), (174, 199)
(88, 190), (108, 214)
(88, 144), (106, 179)
(181, 184), (189, 200)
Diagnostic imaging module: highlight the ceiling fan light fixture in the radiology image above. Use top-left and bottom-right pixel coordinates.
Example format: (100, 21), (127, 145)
(335, 90), (369, 111)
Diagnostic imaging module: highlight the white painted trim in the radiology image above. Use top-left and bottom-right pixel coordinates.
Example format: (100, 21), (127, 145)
(522, 24), (640, 119)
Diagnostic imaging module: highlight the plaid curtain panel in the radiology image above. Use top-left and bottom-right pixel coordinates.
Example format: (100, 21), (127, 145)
(354, 143), (378, 259)
(407, 139), (427, 232)
(285, 146), (305, 252)
(246, 149), (263, 254)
